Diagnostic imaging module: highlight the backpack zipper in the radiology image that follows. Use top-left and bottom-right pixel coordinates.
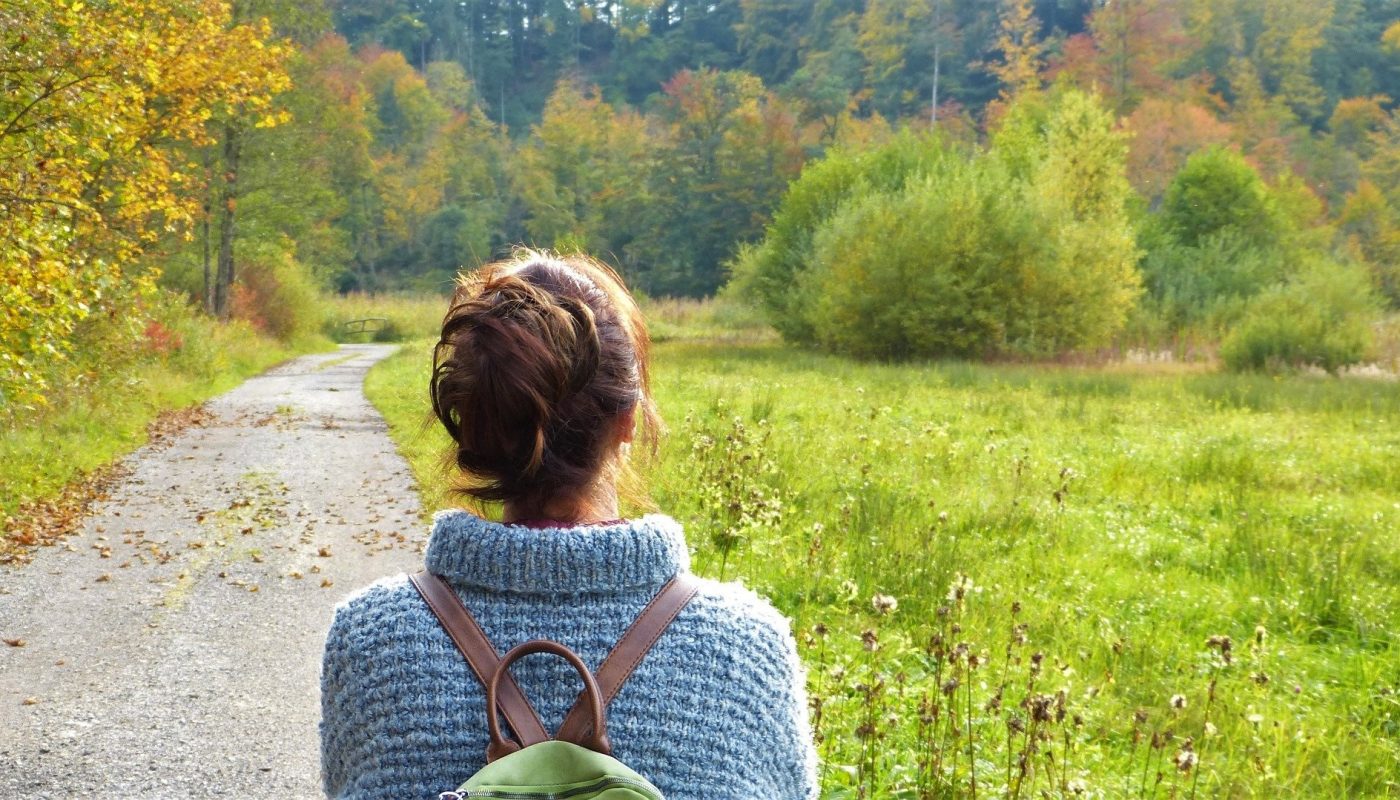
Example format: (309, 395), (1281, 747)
(444, 775), (661, 800)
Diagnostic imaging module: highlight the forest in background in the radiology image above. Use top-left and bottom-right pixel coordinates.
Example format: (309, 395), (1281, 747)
(8, 0), (1400, 413)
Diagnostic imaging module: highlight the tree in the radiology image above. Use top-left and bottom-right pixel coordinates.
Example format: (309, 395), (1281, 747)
(630, 68), (806, 295)
(987, 0), (1044, 102)
(1338, 180), (1400, 306)
(1124, 99), (1235, 204)
(0, 0), (290, 408)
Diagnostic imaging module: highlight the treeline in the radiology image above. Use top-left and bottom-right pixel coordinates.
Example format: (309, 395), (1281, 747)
(7, 0), (1400, 411)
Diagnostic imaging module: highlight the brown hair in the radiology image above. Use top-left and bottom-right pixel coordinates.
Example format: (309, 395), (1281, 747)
(430, 250), (659, 509)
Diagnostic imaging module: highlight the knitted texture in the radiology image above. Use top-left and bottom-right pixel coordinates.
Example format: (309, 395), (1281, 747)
(320, 510), (818, 800)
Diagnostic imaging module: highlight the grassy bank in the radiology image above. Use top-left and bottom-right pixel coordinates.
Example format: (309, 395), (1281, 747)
(1, 302), (328, 526)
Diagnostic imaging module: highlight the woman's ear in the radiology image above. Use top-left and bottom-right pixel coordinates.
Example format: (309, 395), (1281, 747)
(615, 405), (637, 445)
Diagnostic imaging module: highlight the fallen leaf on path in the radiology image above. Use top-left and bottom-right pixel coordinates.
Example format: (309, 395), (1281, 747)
(320, 578), (334, 588)
(3, 638), (25, 648)
(317, 546), (332, 557)
(21, 697), (38, 706)
(288, 571), (303, 579)
(95, 574), (111, 583)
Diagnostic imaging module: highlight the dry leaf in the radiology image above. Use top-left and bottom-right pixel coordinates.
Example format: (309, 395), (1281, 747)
(320, 578), (334, 588)
(3, 638), (25, 648)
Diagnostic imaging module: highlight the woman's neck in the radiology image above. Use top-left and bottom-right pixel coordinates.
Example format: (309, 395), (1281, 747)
(502, 482), (620, 526)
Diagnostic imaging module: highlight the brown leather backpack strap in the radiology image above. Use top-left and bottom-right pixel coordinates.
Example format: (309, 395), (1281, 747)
(554, 573), (700, 745)
(409, 571), (549, 748)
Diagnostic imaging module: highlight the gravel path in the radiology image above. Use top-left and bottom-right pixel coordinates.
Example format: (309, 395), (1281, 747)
(0, 344), (426, 798)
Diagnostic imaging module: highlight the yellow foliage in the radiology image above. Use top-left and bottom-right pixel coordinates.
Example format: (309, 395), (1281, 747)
(0, 0), (290, 411)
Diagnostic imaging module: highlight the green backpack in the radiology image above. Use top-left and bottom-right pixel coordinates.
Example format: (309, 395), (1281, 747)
(410, 571), (699, 800)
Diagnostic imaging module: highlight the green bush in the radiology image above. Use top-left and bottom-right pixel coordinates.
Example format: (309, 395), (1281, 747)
(1158, 146), (1284, 250)
(729, 131), (954, 343)
(736, 88), (1140, 359)
(1221, 262), (1379, 374)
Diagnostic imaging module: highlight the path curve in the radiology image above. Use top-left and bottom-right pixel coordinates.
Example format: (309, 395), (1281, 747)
(0, 344), (426, 798)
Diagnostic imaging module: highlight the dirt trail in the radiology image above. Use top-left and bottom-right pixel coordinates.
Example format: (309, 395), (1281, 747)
(0, 344), (426, 799)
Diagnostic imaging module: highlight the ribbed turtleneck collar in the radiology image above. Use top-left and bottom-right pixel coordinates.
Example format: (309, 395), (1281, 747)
(423, 510), (691, 595)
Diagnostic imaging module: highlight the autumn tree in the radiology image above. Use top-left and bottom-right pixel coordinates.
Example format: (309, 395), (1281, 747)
(514, 79), (651, 262)
(988, 0), (1044, 102)
(0, 0), (290, 409)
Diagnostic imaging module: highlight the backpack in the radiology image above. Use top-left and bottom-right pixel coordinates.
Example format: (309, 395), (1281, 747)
(410, 571), (699, 800)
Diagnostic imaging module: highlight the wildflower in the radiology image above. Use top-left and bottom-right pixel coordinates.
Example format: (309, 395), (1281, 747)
(938, 511), (949, 523)
(1250, 671), (1269, 686)
(1204, 721), (1217, 737)
(1174, 748), (1197, 772)
(1247, 713), (1264, 727)
(871, 593), (898, 615)
(1067, 778), (1087, 795)
(1170, 694), (1187, 710)
(1254, 625), (1267, 645)
(861, 629), (879, 652)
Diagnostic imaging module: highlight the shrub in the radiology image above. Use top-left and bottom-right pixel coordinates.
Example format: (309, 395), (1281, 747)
(229, 245), (324, 342)
(1221, 262), (1379, 374)
(737, 88), (1140, 359)
(1158, 146), (1283, 250)
(729, 131), (954, 343)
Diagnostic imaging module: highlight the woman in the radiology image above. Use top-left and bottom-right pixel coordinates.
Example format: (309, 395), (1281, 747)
(320, 251), (818, 799)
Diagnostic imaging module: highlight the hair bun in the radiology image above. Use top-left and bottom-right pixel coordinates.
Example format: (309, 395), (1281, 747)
(429, 252), (657, 508)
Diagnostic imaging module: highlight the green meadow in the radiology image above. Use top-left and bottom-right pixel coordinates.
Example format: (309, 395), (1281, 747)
(365, 329), (1400, 799)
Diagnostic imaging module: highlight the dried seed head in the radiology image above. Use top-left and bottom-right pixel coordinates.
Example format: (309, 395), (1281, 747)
(861, 629), (880, 652)
(1027, 693), (1056, 722)
(1206, 634), (1233, 664)
(1174, 749), (1197, 772)
(871, 593), (898, 615)
(1254, 625), (1267, 645)
(813, 623), (828, 638)
(1133, 709), (1150, 725)
(941, 677), (960, 696)
(1170, 694), (1187, 710)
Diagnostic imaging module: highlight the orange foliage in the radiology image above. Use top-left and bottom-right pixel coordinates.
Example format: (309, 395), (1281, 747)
(1124, 99), (1234, 202)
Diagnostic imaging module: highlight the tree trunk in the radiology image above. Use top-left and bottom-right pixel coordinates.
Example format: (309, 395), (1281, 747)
(201, 149), (214, 314)
(214, 123), (242, 320)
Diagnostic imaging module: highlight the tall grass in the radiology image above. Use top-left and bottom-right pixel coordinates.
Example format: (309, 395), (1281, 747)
(368, 334), (1400, 798)
(321, 292), (449, 343)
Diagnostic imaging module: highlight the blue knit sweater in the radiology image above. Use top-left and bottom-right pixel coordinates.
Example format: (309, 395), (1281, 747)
(320, 511), (818, 800)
